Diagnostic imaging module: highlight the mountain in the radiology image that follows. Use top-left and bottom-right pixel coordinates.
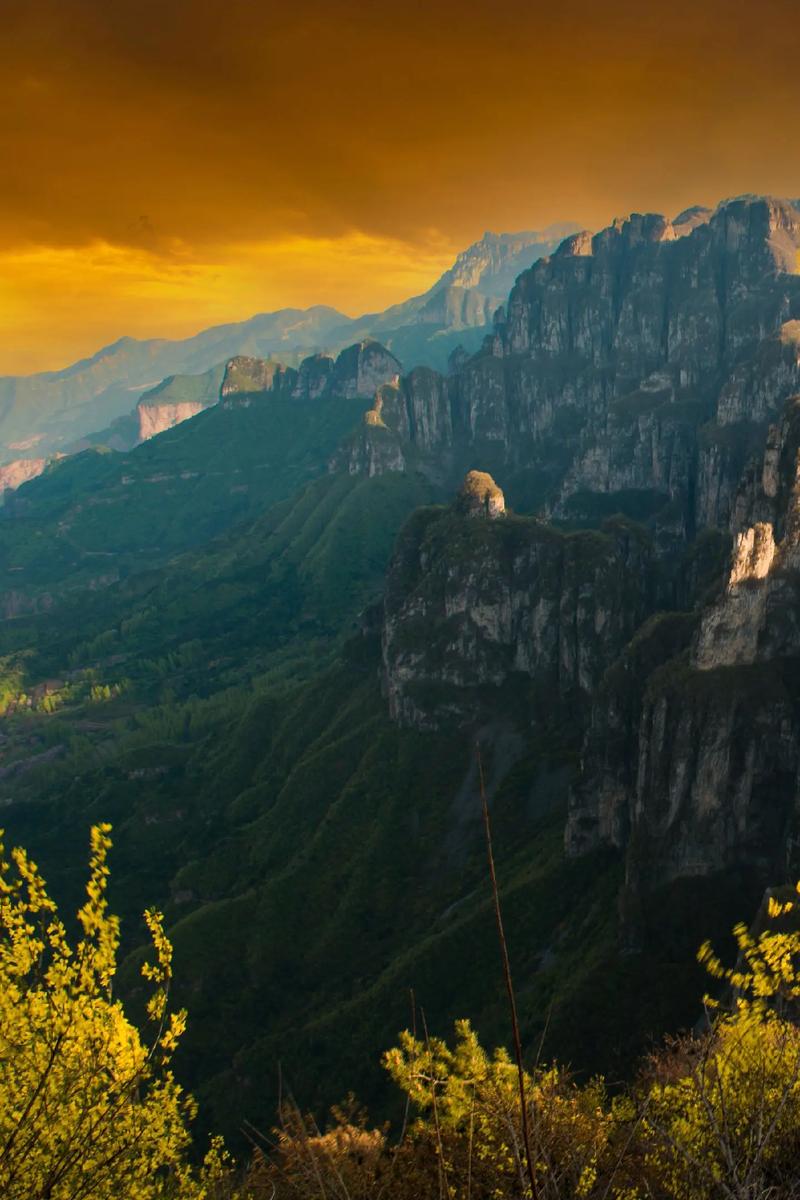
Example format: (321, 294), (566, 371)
(0, 225), (577, 471)
(336, 225), (579, 368)
(0, 306), (351, 465)
(4, 195), (800, 1147)
(0, 341), (401, 611)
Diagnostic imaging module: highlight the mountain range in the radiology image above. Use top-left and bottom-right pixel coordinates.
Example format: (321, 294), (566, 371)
(3, 194), (800, 1147)
(0, 224), (575, 476)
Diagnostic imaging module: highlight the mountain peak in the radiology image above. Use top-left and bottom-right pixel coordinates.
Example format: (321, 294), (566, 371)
(438, 224), (581, 293)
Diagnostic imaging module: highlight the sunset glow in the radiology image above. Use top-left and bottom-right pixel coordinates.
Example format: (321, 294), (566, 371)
(3, 0), (800, 371)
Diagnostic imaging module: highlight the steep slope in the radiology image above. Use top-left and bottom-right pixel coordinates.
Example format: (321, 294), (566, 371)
(567, 393), (800, 939)
(135, 364), (226, 441)
(0, 342), (400, 612)
(343, 197), (800, 534)
(381, 478), (655, 727)
(338, 226), (580, 371)
(359, 196), (800, 941)
(0, 485), (724, 1147)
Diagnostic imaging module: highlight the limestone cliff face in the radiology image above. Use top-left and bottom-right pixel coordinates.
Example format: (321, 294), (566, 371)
(333, 367), (455, 475)
(382, 474), (655, 729)
(694, 397), (800, 671)
(567, 395), (800, 905)
(0, 457), (49, 496)
(440, 229), (579, 294)
(136, 365), (224, 441)
(221, 341), (400, 407)
(344, 198), (800, 548)
(137, 400), (209, 441)
(368, 197), (800, 919)
(352, 226), (579, 349)
(331, 341), (402, 398)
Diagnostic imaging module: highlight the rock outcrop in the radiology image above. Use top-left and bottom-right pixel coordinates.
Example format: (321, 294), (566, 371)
(136, 365), (224, 441)
(456, 470), (506, 518)
(138, 399), (210, 441)
(221, 341), (401, 407)
(0, 457), (49, 497)
(369, 196), (800, 923)
(382, 480), (655, 728)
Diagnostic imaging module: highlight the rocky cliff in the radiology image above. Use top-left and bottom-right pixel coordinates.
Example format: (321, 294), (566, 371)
(0, 457), (49, 497)
(346, 198), (800, 546)
(0, 307), (352, 465)
(370, 196), (800, 925)
(8, 195), (800, 1115)
(136, 365), (224, 441)
(0, 225), (580, 471)
(221, 341), (401, 406)
(382, 473), (656, 728)
(562, 392), (800, 940)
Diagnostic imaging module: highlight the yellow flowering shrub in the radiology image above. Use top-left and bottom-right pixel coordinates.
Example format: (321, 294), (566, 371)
(0, 823), (240, 1200)
(384, 1019), (617, 1199)
(643, 885), (800, 1200)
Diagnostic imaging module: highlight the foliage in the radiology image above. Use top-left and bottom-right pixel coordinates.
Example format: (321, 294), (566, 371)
(247, 1098), (392, 1200)
(244, 899), (800, 1200)
(642, 887), (800, 1200)
(384, 1018), (618, 1200)
(0, 824), (240, 1200)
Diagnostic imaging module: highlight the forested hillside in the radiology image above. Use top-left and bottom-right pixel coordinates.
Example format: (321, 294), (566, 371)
(3, 196), (800, 1152)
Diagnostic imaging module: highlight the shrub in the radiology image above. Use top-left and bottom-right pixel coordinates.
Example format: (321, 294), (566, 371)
(0, 824), (240, 1200)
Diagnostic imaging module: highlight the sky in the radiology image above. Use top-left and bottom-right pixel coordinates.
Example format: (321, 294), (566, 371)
(2, 0), (799, 374)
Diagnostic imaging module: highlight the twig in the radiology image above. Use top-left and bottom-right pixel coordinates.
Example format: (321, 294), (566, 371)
(477, 741), (538, 1200)
(398, 989), (416, 1147)
(421, 1007), (452, 1200)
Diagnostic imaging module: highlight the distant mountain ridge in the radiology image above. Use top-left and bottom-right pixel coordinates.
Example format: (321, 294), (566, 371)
(0, 307), (350, 467)
(0, 224), (578, 469)
(340, 225), (578, 342)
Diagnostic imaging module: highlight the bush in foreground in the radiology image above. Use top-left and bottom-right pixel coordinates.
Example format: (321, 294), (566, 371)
(0, 824), (239, 1200)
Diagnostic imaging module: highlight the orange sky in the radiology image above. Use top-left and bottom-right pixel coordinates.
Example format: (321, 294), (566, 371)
(2, 0), (799, 374)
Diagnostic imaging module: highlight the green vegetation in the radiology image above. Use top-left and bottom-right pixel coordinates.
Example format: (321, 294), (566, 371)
(0, 446), (747, 1152)
(0, 339), (764, 1177)
(6, 821), (796, 1199)
(138, 364), (226, 411)
(0, 632), (746, 1151)
(257, 896), (800, 1198)
(0, 386), (371, 596)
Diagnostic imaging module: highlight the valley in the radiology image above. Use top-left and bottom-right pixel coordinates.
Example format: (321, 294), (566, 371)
(2, 194), (800, 1155)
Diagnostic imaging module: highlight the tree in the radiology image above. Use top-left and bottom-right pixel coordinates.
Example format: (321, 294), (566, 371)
(0, 823), (239, 1200)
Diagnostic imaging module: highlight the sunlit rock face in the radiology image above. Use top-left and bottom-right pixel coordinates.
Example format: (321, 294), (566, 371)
(134, 366), (225, 441)
(351, 195), (800, 910)
(137, 401), (208, 441)
(456, 470), (506, 518)
(220, 356), (293, 403)
(0, 458), (48, 496)
(692, 523), (778, 671)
